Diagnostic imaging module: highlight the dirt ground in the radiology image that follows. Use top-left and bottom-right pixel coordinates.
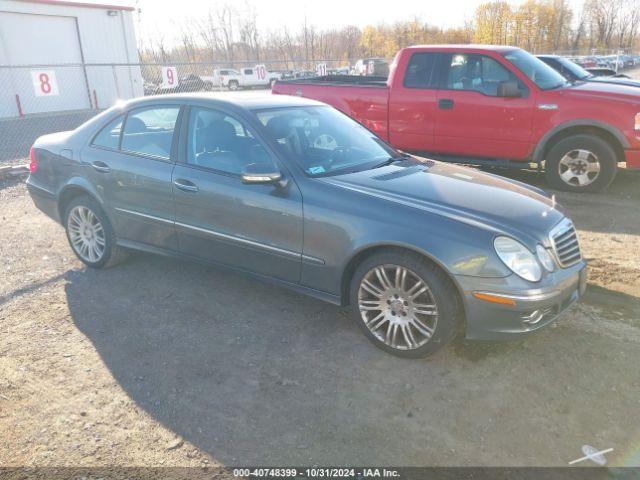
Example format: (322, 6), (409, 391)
(1, 164), (639, 469)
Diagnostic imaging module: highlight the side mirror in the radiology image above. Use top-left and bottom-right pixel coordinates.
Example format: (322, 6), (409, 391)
(497, 80), (521, 98)
(241, 163), (285, 187)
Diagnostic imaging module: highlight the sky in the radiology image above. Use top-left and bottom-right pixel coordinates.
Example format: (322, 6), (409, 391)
(80, 0), (585, 46)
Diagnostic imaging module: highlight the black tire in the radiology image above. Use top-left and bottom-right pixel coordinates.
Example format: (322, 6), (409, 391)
(544, 134), (618, 193)
(349, 250), (463, 358)
(63, 195), (127, 269)
(228, 80), (239, 91)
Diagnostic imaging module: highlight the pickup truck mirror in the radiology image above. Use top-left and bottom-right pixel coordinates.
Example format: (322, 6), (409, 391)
(241, 162), (285, 187)
(497, 80), (522, 98)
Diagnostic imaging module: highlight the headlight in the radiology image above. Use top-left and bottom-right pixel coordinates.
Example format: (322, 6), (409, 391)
(536, 244), (556, 272)
(494, 236), (542, 282)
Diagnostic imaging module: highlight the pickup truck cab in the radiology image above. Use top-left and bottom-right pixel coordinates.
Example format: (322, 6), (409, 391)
(273, 45), (640, 192)
(215, 66), (280, 91)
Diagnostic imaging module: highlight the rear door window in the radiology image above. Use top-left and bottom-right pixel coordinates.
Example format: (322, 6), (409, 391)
(120, 107), (180, 160)
(403, 53), (439, 88)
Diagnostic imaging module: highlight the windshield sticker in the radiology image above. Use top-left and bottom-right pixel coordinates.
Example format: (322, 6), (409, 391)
(309, 166), (326, 174)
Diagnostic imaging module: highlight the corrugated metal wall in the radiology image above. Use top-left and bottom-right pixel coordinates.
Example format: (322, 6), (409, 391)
(0, 0), (143, 118)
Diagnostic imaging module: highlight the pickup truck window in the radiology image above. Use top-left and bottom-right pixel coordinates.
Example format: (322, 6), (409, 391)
(403, 52), (438, 88)
(503, 49), (567, 90)
(255, 106), (397, 177)
(244, 69), (253, 75)
(444, 53), (515, 96)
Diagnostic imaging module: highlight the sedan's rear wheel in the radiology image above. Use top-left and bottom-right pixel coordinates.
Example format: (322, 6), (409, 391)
(350, 251), (462, 358)
(64, 195), (126, 268)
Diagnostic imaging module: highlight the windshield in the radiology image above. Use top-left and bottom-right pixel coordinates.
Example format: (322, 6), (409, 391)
(254, 106), (398, 177)
(557, 57), (592, 80)
(504, 49), (567, 90)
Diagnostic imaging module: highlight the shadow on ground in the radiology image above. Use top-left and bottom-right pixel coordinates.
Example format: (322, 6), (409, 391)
(63, 252), (640, 466)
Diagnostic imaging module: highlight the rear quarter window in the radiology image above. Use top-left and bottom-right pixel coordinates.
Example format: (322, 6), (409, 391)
(92, 115), (124, 150)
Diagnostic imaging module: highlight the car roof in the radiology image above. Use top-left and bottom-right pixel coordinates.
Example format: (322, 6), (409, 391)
(405, 44), (519, 53)
(120, 92), (326, 112)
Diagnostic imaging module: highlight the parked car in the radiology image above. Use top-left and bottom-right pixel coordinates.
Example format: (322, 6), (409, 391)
(538, 55), (639, 87)
(353, 57), (390, 76)
(273, 45), (640, 193)
(26, 93), (587, 358)
(214, 66), (280, 90)
(157, 74), (213, 93)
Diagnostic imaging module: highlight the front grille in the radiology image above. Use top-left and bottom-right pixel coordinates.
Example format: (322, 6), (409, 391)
(550, 219), (582, 267)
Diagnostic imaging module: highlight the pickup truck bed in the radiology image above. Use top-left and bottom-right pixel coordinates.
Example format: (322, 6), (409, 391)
(275, 75), (390, 140)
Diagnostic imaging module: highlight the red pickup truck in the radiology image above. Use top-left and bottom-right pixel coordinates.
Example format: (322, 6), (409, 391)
(272, 45), (640, 193)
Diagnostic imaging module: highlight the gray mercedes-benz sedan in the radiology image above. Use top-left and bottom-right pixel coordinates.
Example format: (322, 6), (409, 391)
(26, 93), (587, 357)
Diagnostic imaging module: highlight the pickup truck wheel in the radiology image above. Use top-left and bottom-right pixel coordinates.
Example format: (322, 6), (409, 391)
(228, 80), (239, 91)
(349, 251), (462, 358)
(544, 134), (618, 193)
(64, 195), (127, 269)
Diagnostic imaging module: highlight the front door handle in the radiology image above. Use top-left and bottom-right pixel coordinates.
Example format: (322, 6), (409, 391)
(91, 161), (111, 173)
(438, 98), (454, 109)
(173, 179), (199, 193)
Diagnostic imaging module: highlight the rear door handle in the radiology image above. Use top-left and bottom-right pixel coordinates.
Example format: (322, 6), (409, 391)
(91, 161), (111, 173)
(438, 99), (454, 110)
(173, 179), (199, 193)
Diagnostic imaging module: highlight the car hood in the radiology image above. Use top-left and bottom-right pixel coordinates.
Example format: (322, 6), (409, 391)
(321, 159), (566, 245)
(589, 76), (640, 89)
(561, 80), (640, 102)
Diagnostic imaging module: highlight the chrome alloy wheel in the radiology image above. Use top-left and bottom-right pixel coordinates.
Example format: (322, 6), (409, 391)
(67, 205), (106, 263)
(358, 264), (438, 351)
(558, 149), (601, 187)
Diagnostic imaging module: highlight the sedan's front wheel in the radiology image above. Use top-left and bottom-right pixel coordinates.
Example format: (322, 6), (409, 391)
(64, 195), (126, 268)
(350, 251), (462, 358)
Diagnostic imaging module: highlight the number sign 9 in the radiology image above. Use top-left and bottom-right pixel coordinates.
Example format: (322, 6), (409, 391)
(162, 66), (178, 88)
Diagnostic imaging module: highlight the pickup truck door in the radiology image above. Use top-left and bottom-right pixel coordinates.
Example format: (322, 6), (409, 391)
(388, 52), (439, 151)
(433, 52), (535, 160)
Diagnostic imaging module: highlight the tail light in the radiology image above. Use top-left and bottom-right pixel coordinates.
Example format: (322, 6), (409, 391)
(29, 146), (38, 173)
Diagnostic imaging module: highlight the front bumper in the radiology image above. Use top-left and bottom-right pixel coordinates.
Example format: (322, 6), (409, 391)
(456, 261), (587, 340)
(625, 149), (640, 169)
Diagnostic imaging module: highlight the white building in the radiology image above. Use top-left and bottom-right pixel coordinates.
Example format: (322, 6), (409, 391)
(0, 0), (143, 118)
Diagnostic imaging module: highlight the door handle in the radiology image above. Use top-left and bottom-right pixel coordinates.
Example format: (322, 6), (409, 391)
(438, 99), (454, 110)
(173, 179), (199, 193)
(91, 161), (111, 173)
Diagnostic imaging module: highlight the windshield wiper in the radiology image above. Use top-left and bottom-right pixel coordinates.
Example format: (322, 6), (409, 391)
(373, 153), (410, 169)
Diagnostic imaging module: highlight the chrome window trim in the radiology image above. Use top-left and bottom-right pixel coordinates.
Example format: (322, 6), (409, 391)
(113, 207), (325, 265)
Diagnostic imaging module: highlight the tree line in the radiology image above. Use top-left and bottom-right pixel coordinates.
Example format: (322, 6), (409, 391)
(137, 0), (640, 68)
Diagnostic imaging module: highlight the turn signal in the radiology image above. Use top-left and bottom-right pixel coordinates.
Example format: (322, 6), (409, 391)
(472, 292), (517, 306)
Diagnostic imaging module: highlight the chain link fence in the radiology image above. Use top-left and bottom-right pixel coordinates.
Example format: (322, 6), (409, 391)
(1, 53), (638, 167)
(0, 58), (368, 166)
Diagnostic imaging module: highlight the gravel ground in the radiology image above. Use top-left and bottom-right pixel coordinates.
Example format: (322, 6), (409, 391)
(1, 166), (639, 468)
